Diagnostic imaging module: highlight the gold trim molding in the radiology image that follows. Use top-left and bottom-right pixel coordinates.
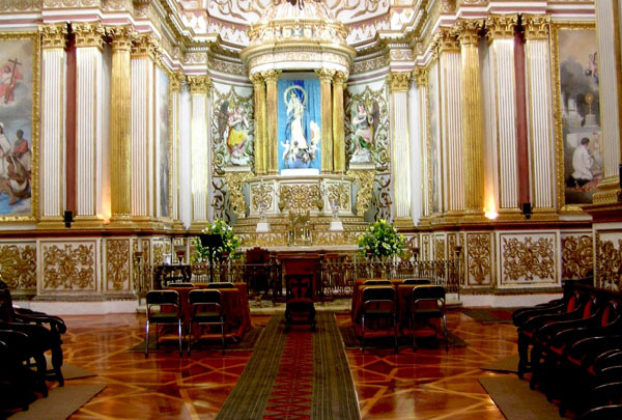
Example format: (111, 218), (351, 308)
(72, 22), (105, 50)
(39, 23), (67, 50)
(187, 75), (211, 95)
(485, 14), (518, 41)
(523, 14), (550, 41)
(388, 72), (411, 92)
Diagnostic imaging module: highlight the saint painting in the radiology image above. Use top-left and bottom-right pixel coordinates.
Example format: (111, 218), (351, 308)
(350, 99), (379, 164)
(218, 100), (252, 166)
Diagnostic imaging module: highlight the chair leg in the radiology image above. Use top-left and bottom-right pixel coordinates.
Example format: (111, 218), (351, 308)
(442, 314), (448, 352)
(178, 320), (183, 357)
(51, 346), (64, 386)
(145, 320), (150, 358)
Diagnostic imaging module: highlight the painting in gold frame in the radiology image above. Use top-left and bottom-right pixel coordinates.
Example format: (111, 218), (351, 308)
(551, 23), (601, 209)
(0, 32), (38, 221)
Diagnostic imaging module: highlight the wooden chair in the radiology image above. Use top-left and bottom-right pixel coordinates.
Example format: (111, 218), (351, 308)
(187, 289), (226, 355)
(363, 279), (392, 286)
(245, 247), (271, 297)
(402, 278), (432, 285)
(361, 286), (397, 353)
(411, 285), (448, 351)
(207, 282), (236, 289)
(285, 274), (316, 332)
(145, 290), (183, 357)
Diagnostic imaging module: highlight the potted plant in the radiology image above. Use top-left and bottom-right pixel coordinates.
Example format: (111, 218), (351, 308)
(191, 219), (241, 264)
(357, 219), (405, 259)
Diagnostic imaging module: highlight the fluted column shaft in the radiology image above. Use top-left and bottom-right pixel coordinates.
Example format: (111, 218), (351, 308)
(108, 26), (133, 223)
(263, 70), (280, 174)
(458, 20), (485, 216)
(316, 68), (334, 173)
(333, 72), (347, 173)
(389, 72), (412, 222)
(170, 72), (184, 224)
(39, 24), (67, 224)
(414, 68), (429, 218)
(523, 15), (555, 210)
(188, 76), (211, 226)
(250, 73), (266, 175)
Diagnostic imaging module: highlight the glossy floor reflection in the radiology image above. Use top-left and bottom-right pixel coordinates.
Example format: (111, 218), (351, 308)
(53, 311), (516, 419)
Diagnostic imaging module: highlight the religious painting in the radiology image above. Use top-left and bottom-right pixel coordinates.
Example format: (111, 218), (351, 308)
(552, 24), (602, 206)
(156, 67), (170, 218)
(277, 78), (321, 172)
(348, 98), (379, 164)
(0, 34), (38, 221)
(216, 89), (254, 167)
(428, 61), (442, 214)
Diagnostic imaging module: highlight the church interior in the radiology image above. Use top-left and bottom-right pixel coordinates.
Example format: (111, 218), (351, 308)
(0, 0), (621, 418)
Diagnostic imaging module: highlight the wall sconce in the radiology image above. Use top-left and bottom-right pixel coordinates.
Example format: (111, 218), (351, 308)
(521, 202), (532, 220)
(64, 210), (73, 228)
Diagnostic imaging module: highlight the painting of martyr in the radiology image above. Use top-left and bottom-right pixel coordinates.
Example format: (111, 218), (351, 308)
(0, 37), (35, 218)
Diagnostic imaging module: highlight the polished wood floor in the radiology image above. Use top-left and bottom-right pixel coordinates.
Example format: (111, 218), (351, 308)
(49, 310), (517, 419)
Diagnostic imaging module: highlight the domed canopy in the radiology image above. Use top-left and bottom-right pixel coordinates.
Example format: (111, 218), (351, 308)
(258, 0), (337, 24)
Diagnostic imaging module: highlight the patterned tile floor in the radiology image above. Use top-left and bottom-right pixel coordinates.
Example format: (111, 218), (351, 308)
(44, 310), (516, 419)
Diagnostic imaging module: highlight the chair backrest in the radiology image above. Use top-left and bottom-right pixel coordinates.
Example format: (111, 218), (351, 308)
(362, 286), (395, 312)
(412, 285), (446, 308)
(171, 282), (195, 287)
(0, 287), (14, 322)
(246, 247), (270, 264)
(286, 274), (313, 301)
(207, 282), (236, 289)
(188, 289), (222, 316)
(364, 279), (391, 286)
(146, 290), (180, 317)
(402, 278), (432, 285)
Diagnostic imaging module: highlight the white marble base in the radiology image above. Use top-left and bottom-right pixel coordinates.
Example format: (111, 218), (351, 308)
(256, 221), (271, 232)
(13, 300), (138, 315)
(460, 292), (562, 308)
(329, 220), (344, 231)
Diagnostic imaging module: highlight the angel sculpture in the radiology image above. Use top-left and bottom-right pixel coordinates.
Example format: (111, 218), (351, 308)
(351, 100), (379, 163)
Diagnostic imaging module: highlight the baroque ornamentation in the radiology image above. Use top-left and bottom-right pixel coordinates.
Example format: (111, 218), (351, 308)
(0, 0), (40, 11)
(187, 75), (211, 95)
(131, 33), (162, 60)
(434, 27), (459, 52)
(39, 23), (68, 49)
(43, 243), (95, 290)
(434, 237), (446, 260)
(0, 244), (36, 290)
(502, 237), (555, 283)
(279, 184), (321, 213)
(596, 236), (622, 290)
(346, 169), (374, 216)
(455, 19), (483, 46)
(251, 182), (274, 214)
(413, 67), (428, 88)
(224, 171), (253, 218)
(72, 22), (105, 50)
(523, 14), (550, 41)
(467, 233), (491, 285)
(561, 234), (593, 279)
(152, 241), (168, 268)
(485, 14), (518, 41)
(106, 239), (130, 291)
(106, 25), (135, 52)
(388, 72), (411, 92)
(352, 55), (389, 74)
(327, 182), (350, 209)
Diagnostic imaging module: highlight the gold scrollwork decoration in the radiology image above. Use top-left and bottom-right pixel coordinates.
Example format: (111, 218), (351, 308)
(561, 235), (593, 279)
(224, 172), (252, 217)
(596, 236), (622, 290)
(106, 239), (130, 291)
(43, 243), (95, 290)
(0, 244), (36, 289)
(346, 169), (374, 216)
(467, 233), (491, 285)
(251, 182), (273, 213)
(327, 182), (350, 209)
(279, 184), (321, 213)
(502, 237), (555, 282)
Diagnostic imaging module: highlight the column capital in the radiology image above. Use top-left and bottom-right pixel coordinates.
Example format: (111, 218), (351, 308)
(72, 22), (105, 50)
(249, 72), (263, 86)
(485, 14), (518, 42)
(131, 32), (162, 61)
(333, 71), (348, 85)
(412, 67), (428, 88)
(170, 71), (185, 92)
(523, 14), (550, 41)
(261, 69), (281, 83)
(187, 75), (211, 95)
(455, 19), (483, 46)
(39, 23), (68, 50)
(434, 27), (459, 53)
(315, 68), (336, 82)
(106, 25), (136, 53)
(388, 72), (411, 92)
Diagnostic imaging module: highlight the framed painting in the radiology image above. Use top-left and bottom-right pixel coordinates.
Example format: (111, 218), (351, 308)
(551, 23), (601, 208)
(0, 32), (39, 221)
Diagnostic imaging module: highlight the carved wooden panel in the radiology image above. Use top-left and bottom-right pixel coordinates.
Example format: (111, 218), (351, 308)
(40, 240), (98, 293)
(0, 241), (36, 292)
(595, 230), (622, 291)
(498, 232), (559, 288)
(104, 238), (131, 292)
(465, 232), (493, 287)
(560, 231), (593, 280)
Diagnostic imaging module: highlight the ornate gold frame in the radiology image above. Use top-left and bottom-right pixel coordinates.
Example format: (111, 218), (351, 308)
(550, 22), (597, 213)
(0, 32), (39, 223)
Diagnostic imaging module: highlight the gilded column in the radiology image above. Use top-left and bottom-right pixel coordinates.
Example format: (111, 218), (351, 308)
(486, 15), (520, 214)
(413, 67), (429, 218)
(262, 70), (280, 174)
(333, 71), (347, 173)
(108, 26), (134, 225)
(523, 15), (555, 211)
(170, 71), (185, 229)
(188, 75), (211, 228)
(72, 22), (107, 227)
(250, 73), (266, 175)
(39, 24), (67, 227)
(316, 68), (335, 173)
(389, 72), (412, 225)
(593, 0), (622, 203)
(457, 19), (485, 217)
(436, 28), (463, 216)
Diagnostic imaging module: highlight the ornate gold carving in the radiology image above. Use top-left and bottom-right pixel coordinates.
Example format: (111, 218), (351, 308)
(224, 171), (252, 217)
(455, 19), (483, 46)
(413, 67), (428, 88)
(346, 169), (375, 216)
(131, 32), (161, 60)
(485, 14), (518, 41)
(523, 14), (550, 41)
(434, 237), (446, 260)
(327, 183), (350, 209)
(352, 55), (389, 74)
(43, 243), (95, 290)
(434, 27), (459, 53)
(561, 234), (593, 279)
(170, 71), (185, 92)
(0, 0), (40, 11)
(39, 23), (68, 49)
(388, 72), (411, 92)
(251, 182), (274, 214)
(502, 237), (555, 282)
(279, 184), (321, 213)
(315, 68), (336, 81)
(596, 236), (622, 290)
(72, 22), (105, 50)
(106, 239), (130, 291)
(152, 241), (167, 267)
(103, 0), (132, 11)
(106, 25), (135, 52)
(0, 244), (36, 290)
(187, 75), (211, 95)
(261, 69), (280, 83)
(467, 233), (491, 285)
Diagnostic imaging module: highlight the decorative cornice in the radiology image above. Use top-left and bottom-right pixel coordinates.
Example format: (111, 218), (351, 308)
(455, 19), (483, 46)
(413, 67), (428, 88)
(106, 25), (135, 53)
(72, 22), (105, 50)
(39, 23), (68, 50)
(388, 72), (411, 92)
(187, 75), (211, 95)
(523, 14), (550, 41)
(485, 14), (518, 41)
(315, 68), (336, 82)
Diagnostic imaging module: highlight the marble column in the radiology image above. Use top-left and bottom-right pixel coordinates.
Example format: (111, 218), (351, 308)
(170, 71), (185, 229)
(250, 73), (266, 175)
(316, 68), (335, 173)
(38, 24), (67, 227)
(389, 72), (412, 225)
(593, 0), (622, 203)
(187, 75), (211, 228)
(523, 15), (556, 211)
(486, 15), (520, 215)
(333, 71), (347, 173)
(436, 28), (464, 216)
(72, 22), (108, 227)
(457, 19), (485, 217)
(108, 26), (134, 225)
(262, 70), (280, 174)
(413, 68), (429, 219)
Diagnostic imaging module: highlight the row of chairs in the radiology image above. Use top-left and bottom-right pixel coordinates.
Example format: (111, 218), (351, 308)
(359, 278), (448, 353)
(145, 286), (229, 357)
(513, 282), (622, 419)
(0, 282), (66, 414)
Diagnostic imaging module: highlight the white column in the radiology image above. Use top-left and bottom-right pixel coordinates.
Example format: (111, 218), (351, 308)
(170, 72), (183, 224)
(39, 24), (67, 225)
(187, 75), (210, 228)
(414, 68), (429, 218)
(524, 16), (556, 210)
(179, 85), (192, 228)
(408, 77), (422, 225)
(389, 72), (412, 225)
(487, 15), (519, 212)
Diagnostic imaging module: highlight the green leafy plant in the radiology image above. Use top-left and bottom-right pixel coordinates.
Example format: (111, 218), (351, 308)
(191, 219), (241, 263)
(357, 219), (405, 258)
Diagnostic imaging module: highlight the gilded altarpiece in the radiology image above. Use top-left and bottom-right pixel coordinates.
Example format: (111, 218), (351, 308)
(465, 232), (493, 287)
(498, 232), (559, 288)
(560, 231), (593, 280)
(103, 238), (131, 293)
(344, 83), (391, 221)
(39, 239), (99, 295)
(0, 241), (36, 293)
(595, 231), (622, 291)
